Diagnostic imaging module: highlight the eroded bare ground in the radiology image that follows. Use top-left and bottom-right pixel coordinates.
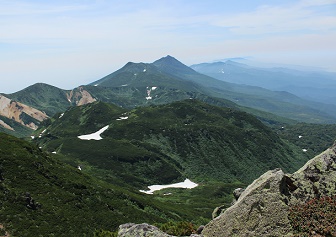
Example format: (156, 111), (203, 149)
(66, 86), (97, 106)
(0, 94), (49, 130)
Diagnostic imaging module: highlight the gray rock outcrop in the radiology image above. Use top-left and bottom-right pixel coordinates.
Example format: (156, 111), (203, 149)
(202, 141), (336, 237)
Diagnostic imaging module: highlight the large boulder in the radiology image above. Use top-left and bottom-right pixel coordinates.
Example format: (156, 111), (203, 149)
(202, 168), (293, 236)
(202, 141), (336, 237)
(289, 141), (336, 203)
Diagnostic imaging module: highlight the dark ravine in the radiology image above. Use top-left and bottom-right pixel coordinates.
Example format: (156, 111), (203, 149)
(116, 141), (336, 237)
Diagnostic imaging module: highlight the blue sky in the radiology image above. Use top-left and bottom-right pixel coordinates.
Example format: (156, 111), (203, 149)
(1, 0), (335, 93)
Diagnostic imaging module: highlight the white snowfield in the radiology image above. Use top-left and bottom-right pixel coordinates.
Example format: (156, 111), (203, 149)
(139, 179), (198, 195)
(77, 125), (109, 140)
(116, 116), (128, 121)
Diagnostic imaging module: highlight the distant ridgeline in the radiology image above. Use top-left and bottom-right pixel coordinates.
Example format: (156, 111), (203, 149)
(2, 55), (336, 138)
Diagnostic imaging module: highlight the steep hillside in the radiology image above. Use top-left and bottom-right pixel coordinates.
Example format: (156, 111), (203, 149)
(6, 83), (96, 116)
(276, 123), (336, 158)
(0, 114), (32, 137)
(0, 94), (48, 130)
(35, 100), (308, 188)
(0, 132), (213, 236)
(1, 83), (97, 137)
(90, 61), (204, 93)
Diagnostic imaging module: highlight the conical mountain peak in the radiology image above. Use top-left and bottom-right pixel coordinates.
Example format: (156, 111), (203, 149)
(152, 55), (196, 75)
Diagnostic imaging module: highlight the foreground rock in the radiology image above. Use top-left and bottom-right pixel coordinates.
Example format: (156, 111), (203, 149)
(203, 169), (292, 236)
(201, 141), (336, 237)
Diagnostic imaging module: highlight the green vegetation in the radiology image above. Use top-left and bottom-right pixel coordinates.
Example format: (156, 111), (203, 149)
(36, 100), (308, 187)
(277, 123), (336, 158)
(5, 83), (70, 116)
(0, 132), (243, 236)
(156, 221), (197, 236)
(289, 196), (336, 236)
(0, 114), (32, 138)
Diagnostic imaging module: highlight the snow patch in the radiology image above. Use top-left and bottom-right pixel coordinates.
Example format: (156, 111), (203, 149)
(77, 125), (109, 140)
(38, 129), (47, 138)
(52, 151), (57, 154)
(77, 166), (82, 171)
(299, 135), (303, 138)
(139, 179), (198, 195)
(145, 86), (157, 100)
(59, 113), (64, 118)
(116, 116), (128, 121)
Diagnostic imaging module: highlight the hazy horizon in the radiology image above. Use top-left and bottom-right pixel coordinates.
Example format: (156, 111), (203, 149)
(1, 0), (335, 93)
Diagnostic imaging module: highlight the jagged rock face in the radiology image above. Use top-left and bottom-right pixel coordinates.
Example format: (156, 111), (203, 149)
(118, 223), (173, 237)
(202, 141), (336, 237)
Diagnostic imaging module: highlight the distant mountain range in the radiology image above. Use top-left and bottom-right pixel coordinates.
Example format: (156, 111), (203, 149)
(191, 60), (336, 106)
(1, 55), (336, 138)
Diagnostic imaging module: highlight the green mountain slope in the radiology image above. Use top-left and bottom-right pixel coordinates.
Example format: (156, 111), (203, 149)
(276, 123), (336, 158)
(90, 62), (204, 93)
(36, 100), (308, 187)
(0, 132), (218, 236)
(0, 115), (32, 137)
(4, 83), (70, 116)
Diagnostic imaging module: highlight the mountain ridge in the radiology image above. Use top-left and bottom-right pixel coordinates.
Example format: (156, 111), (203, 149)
(2, 55), (336, 138)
